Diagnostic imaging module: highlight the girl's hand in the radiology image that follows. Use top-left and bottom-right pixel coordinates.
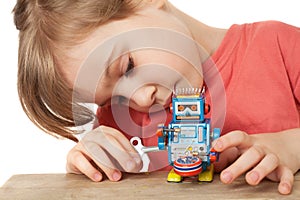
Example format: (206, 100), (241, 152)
(66, 126), (142, 182)
(212, 129), (300, 195)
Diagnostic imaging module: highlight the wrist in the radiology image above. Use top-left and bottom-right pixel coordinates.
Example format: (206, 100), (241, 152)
(280, 128), (300, 172)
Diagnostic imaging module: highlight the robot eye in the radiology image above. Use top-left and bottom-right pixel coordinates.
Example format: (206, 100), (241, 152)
(190, 105), (197, 111)
(178, 105), (185, 111)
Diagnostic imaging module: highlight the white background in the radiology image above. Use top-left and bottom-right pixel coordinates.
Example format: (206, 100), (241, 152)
(0, 0), (299, 186)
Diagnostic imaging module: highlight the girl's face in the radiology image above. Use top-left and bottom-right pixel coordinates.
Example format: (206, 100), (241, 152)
(60, 3), (205, 113)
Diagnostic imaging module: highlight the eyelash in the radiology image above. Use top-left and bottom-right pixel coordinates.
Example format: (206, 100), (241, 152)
(125, 56), (135, 76)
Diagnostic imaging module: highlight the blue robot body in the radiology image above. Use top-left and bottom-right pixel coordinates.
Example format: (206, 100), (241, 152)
(168, 120), (211, 171)
(157, 92), (220, 181)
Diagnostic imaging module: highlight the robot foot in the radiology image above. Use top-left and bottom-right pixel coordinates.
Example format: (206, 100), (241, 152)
(167, 169), (182, 182)
(198, 164), (214, 182)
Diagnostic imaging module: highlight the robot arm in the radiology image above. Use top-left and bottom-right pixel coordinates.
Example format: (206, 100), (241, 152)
(156, 123), (170, 150)
(209, 128), (221, 163)
(157, 129), (167, 150)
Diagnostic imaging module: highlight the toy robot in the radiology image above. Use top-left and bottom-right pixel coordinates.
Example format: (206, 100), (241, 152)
(131, 88), (220, 182)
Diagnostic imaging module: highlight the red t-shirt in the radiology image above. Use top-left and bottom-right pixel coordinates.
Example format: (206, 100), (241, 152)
(95, 21), (300, 170)
(211, 21), (300, 134)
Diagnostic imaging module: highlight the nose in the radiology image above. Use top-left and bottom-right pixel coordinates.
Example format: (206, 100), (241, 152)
(130, 85), (157, 108)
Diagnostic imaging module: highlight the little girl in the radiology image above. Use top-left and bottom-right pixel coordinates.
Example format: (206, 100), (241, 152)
(13, 0), (299, 195)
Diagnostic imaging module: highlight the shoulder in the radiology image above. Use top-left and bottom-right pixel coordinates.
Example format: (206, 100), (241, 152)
(246, 21), (299, 41)
(252, 20), (296, 30)
(230, 21), (299, 51)
(225, 21), (299, 47)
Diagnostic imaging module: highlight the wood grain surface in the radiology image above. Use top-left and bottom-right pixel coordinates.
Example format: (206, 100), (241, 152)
(1, 171), (299, 200)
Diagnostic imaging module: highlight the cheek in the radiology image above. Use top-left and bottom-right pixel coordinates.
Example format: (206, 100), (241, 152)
(170, 56), (204, 87)
(94, 76), (118, 105)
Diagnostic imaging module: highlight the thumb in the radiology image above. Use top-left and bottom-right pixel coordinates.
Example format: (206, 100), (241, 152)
(214, 147), (239, 173)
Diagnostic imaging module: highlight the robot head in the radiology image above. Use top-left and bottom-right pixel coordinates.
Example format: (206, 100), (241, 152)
(172, 88), (205, 122)
(175, 100), (201, 120)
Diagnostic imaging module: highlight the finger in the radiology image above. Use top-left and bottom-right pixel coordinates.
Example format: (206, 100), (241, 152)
(103, 126), (143, 158)
(82, 126), (142, 172)
(214, 147), (239, 173)
(96, 126), (142, 164)
(212, 131), (252, 152)
(83, 142), (122, 182)
(100, 133), (142, 172)
(96, 126), (142, 172)
(245, 153), (279, 185)
(66, 150), (104, 182)
(220, 145), (265, 184)
(101, 126), (140, 154)
(277, 166), (294, 195)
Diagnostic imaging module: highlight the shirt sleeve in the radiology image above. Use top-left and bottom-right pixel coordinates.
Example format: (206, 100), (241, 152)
(278, 22), (300, 104)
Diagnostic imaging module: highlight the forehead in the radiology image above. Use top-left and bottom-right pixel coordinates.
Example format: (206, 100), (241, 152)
(76, 30), (201, 82)
(62, 12), (204, 103)
(64, 5), (194, 67)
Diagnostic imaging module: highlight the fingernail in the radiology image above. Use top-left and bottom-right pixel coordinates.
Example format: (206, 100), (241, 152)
(213, 140), (223, 150)
(94, 173), (102, 181)
(113, 171), (121, 181)
(280, 182), (291, 195)
(249, 171), (259, 183)
(222, 171), (233, 183)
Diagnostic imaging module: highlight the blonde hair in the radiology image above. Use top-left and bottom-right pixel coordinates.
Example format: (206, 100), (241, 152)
(13, 0), (139, 142)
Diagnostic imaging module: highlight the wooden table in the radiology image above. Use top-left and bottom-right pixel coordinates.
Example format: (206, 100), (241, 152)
(1, 172), (299, 200)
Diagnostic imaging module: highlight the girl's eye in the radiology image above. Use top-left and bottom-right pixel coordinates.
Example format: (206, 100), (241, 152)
(125, 56), (134, 76)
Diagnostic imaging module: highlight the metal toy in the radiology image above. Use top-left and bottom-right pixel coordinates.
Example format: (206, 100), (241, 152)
(131, 88), (220, 182)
